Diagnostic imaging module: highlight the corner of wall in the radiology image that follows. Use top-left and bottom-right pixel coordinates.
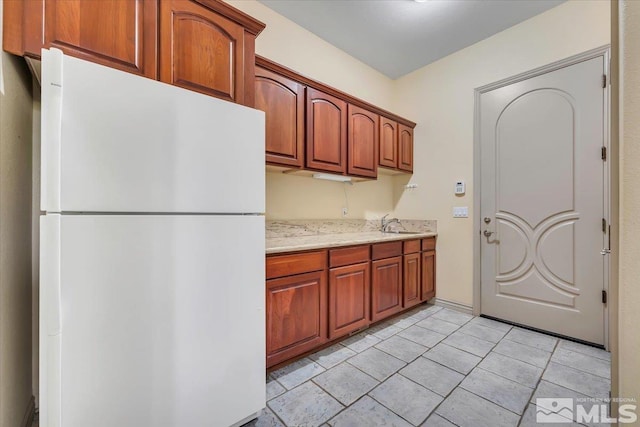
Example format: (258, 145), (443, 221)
(0, 45), (36, 427)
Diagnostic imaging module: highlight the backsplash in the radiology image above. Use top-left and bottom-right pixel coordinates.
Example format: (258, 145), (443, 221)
(266, 219), (437, 238)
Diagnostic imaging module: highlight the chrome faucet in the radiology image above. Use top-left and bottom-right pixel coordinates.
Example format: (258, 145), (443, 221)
(381, 214), (401, 233)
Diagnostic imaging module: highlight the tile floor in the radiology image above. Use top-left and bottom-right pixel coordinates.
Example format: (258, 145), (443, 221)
(247, 304), (611, 427)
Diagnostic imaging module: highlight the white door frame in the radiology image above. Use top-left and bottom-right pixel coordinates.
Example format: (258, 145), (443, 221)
(472, 45), (611, 349)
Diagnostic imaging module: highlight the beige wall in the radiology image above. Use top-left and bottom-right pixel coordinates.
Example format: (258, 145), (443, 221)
(618, 0), (640, 406)
(391, 0), (611, 306)
(226, 0), (401, 220)
(266, 173), (400, 220)
(0, 5), (35, 425)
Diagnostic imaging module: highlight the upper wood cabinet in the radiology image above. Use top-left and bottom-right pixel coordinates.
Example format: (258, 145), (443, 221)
(256, 57), (416, 178)
(160, 0), (249, 104)
(379, 117), (398, 169)
(348, 105), (379, 178)
(255, 66), (305, 168)
(398, 124), (414, 172)
(4, 0), (158, 78)
(306, 88), (348, 174)
(4, 0), (265, 106)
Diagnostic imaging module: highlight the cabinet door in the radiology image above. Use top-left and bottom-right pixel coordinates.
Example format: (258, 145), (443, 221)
(398, 124), (414, 172)
(379, 117), (398, 169)
(160, 0), (246, 104)
(421, 250), (436, 301)
(329, 262), (370, 339)
(347, 105), (378, 178)
(403, 252), (421, 308)
(43, 0), (158, 78)
(255, 67), (305, 168)
(266, 271), (328, 368)
(371, 256), (403, 322)
(306, 88), (348, 174)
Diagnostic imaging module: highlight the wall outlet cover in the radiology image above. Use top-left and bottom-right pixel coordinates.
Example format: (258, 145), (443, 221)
(453, 207), (469, 218)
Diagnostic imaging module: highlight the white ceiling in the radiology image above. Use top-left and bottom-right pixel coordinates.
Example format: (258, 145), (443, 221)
(259, 0), (566, 79)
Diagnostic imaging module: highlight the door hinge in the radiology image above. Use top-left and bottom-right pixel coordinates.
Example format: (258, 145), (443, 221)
(602, 290), (607, 304)
(602, 74), (607, 88)
(601, 146), (607, 161)
(602, 218), (606, 233)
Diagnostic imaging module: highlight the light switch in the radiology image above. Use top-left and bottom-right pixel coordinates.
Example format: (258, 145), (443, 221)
(453, 207), (468, 218)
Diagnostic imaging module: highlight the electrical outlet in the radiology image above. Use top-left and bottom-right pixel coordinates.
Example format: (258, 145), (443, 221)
(342, 207), (348, 217)
(453, 207), (469, 218)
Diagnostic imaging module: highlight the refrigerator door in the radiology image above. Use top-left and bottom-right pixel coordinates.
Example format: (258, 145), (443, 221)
(40, 214), (265, 427)
(41, 49), (265, 214)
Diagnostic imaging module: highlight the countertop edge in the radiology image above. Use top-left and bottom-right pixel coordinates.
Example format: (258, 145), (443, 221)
(266, 232), (438, 255)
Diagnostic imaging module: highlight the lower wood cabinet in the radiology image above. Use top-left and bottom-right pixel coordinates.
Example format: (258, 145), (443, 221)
(421, 250), (436, 301)
(329, 262), (370, 339)
(266, 237), (436, 368)
(266, 270), (328, 368)
(371, 256), (403, 322)
(403, 252), (421, 308)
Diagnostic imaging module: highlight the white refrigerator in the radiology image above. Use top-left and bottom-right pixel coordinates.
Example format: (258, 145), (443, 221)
(39, 49), (266, 427)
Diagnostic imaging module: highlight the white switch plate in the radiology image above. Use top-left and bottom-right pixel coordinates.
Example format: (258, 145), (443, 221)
(453, 207), (468, 218)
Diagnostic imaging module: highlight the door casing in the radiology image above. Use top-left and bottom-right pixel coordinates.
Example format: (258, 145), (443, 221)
(472, 45), (611, 349)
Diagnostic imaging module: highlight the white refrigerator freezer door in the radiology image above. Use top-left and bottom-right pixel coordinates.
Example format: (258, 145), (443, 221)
(40, 214), (265, 427)
(41, 48), (265, 214)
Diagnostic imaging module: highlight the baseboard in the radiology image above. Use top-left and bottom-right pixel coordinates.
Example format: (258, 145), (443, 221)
(21, 396), (36, 427)
(432, 298), (473, 315)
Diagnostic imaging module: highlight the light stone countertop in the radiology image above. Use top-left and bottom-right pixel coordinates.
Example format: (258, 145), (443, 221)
(266, 230), (437, 254)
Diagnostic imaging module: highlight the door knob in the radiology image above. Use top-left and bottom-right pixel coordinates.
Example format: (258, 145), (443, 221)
(483, 229), (499, 244)
(484, 217), (492, 224)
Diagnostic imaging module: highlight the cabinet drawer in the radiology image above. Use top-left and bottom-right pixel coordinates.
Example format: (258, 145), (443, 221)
(330, 245), (370, 268)
(403, 239), (421, 254)
(422, 237), (436, 251)
(372, 241), (402, 260)
(267, 250), (327, 279)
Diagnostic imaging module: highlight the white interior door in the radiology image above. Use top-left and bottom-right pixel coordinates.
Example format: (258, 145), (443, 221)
(40, 214), (265, 427)
(479, 56), (606, 345)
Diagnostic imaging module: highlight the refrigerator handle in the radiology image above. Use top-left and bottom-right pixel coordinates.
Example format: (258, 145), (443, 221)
(41, 48), (64, 213)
